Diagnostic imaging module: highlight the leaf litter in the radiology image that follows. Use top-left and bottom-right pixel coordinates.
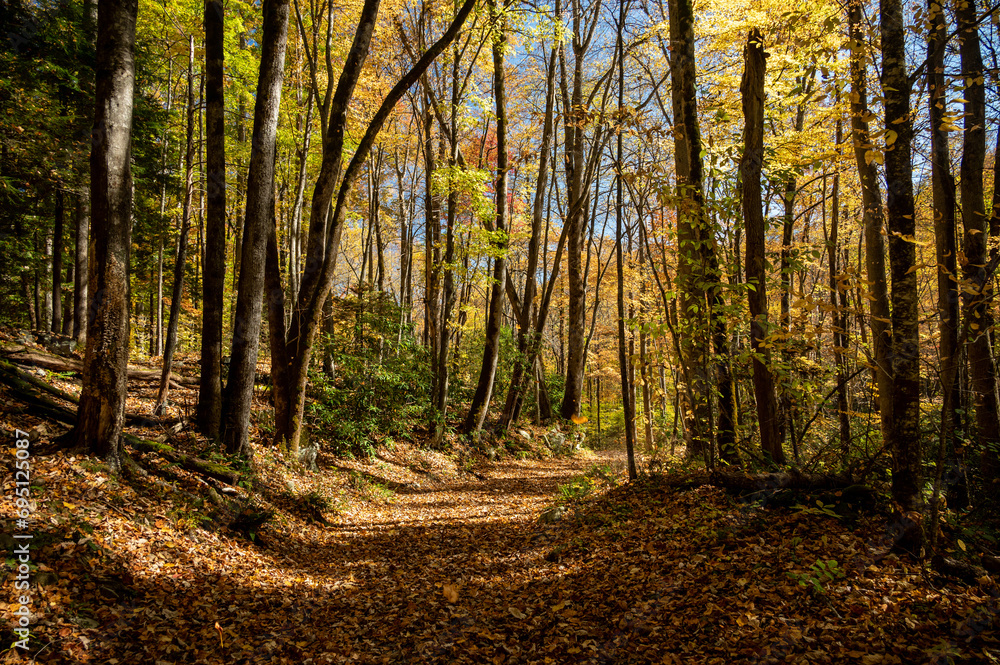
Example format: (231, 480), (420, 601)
(0, 359), (997, 663)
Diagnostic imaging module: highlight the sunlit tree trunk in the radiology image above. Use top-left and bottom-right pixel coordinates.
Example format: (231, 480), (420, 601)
(155, 36), (196, 416)
(74, 0), (137, 471)
(276, 0), (477, 455)
(668, 0), (729, 462)
(73, 192), (89, 345)
(221, 0), (290, 456)
(464, 0), (508, 435)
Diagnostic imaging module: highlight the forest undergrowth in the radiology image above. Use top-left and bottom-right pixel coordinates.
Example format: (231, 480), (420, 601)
(0, 334), (998, 664)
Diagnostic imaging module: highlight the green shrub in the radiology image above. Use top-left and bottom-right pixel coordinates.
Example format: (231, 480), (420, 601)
(307, 286), (429, 458)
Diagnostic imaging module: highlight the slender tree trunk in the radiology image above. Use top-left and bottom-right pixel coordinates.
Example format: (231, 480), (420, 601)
(74, 0), (137, 471)
(559, 3), (589, 421)
(198, 0), (226, 438)
(278, 0), (478, 455)
(848, 0), (893, 442)
(221, 0), (291, 455)
(928, 0), (966, 506)
(880, 0), (923, 547)
(266, 203), (293, 449)
(615, 0), (637, 479)
(51, 189), (64, 333)
(155, 36), (196, 415)
(463, 0), (508, 435)
(500, 29), (557, 431)
(955, 0), (1000, 485)
(73, 191), (89, 345)
(667, 0), (716, 461)
(827, 124), (851, 464)
(741, 28), (783, 465)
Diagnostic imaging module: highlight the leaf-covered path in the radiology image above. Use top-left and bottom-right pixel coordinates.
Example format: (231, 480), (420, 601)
(2, 416), (998, 664)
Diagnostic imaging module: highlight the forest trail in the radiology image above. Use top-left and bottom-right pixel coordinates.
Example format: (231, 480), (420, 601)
(0, 363), (993, 664)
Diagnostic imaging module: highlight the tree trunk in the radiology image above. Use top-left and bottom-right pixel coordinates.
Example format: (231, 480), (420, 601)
(848, 0), (893, 442)
(155, 36), (196, 416)
(955, 0), (1000, 485)
(276, 0), (478, 456)
(558, 2), (589, 422)
(615, 0), (637, 480)
(266, 205), (292, 450)
(198, 0), (226, 439)
(73, 191), (89, 345)
(927, 0), (965, 507)
(827, 123), (851, 465)
(741, 28), (783, 465)
(880, 0), (923, 548)
(51, 189), (64, 333)
(500, 28), (557, 432)
(74, 0), (137, 472)
(221, 0), (291, 456)
(463, 0), (508, 435)
(667, 0), (716, 462)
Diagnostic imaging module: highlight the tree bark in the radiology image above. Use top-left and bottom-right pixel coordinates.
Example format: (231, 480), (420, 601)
(74, 0), (137, 472)
(51, 189), (64, 333)
(221, 0), (291, 456)
(880, 0), (923, 546)
(848, 0), (893, 443)
(827, 123), (851, 465)
(741, 28), (783, 465)
(615, 0), (637, 479)
(927, 0), (965, 506)
(666, 0), (718, 461)
(955, 0), (1000, 484)
(198, 0), (226, 439)
(73, 191), (89, 345)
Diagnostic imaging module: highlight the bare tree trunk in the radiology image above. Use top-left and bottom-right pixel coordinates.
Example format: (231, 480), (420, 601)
(928, 0), (965, 506)
(74, 0), (137, 471)
(51, 189), (64, 333)
(880, 0), (923, 548)
(667, 0), (716, 462)
(955, 0), (1000, 485)
(463, 0), (508, 435)
(155, 36), (196, 416)
(500, 27), (558, 431)
(826, 123), (851, 465)
(741, 28), (783, 465)
(221, 0), (291, 456)
(73, 192), (89, 345)
(848, 0), (893, 442)
(615, 0), (637, 479)
(198, 0), (226, 439)
(266, 204), (293, 449)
